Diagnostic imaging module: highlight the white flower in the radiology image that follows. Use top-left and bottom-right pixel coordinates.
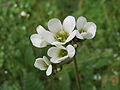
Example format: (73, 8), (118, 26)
(47, 45), (75, 63)
(20, 11), (26, 16)
(34, 56), (52, 76)
(30, 25), (49, 48)
(43, 16), (76, 45)
(76, 16), (97, 39)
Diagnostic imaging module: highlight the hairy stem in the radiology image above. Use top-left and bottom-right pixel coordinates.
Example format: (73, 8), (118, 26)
(73, 56), (81, 90)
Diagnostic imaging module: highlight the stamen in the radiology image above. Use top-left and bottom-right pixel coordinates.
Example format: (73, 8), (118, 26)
(79, 29), (86, 33)
(58, 49), (68, 57)
(54, 30), (69, 42)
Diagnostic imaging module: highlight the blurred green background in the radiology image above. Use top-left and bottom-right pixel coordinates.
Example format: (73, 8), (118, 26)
(0, 0), (120, 90)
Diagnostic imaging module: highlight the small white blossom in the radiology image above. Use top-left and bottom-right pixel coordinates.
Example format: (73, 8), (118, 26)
(34, 56), (52, 76)
(42, 16), (76, 45)
(30, 25), (49, 48)
(20, 11), (26, 16)
(47, 45), (75, 63)
(76, 16), (97, 39)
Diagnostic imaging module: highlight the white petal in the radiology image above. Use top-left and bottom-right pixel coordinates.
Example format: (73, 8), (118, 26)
(66, 45), (75, 58)
(43, 31), (55, 43)
(43, 56), (51, 66)
(65, 30), (76, 43)
(34, 58), (47, 70)
(50, 57), (62, 63)
(77, 16), (87, 30)
(47, 47), (59, 57)
(46, 65), (52, 76)
(50, 56), (68, 63)
(30, 34), (48, 48)
(84, 22), (96, 39)
(57, 56), (68, 62)
(76, 30), (84, 39)
(48, 18), (62, 33)
(36, 25), (47, 34)
(81, 32), (92, 39)
(63, 16), (75, 33)
(56, 45), (66, 49)
(51, 41), (65, 45)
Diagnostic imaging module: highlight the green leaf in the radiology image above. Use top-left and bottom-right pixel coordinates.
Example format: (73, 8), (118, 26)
(0, 52), (4, 68)
(23, 72), (45, 90)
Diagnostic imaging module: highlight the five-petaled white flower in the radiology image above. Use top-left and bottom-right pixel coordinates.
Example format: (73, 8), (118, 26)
(76, 16), (96, 39)
(34, 56), (52, 76)
(42, 16), (76, 45)
(30, 25), (50, 48)
(47, 45), (75, 63)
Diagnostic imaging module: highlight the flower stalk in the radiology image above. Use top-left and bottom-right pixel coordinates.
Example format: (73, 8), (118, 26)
(73, 56), (81, 90)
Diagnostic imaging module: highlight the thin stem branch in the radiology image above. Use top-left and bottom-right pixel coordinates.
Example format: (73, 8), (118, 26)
(73, 56), (81, 90)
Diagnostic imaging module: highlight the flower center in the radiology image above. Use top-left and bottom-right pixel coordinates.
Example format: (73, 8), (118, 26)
(41, 60), (48, 69)
(58, 49), (68, 58)
(54, 30), (69, 42)
(79, 29), (86, 33)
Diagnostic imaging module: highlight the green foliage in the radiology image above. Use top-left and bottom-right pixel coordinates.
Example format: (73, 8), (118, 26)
(48, 71), (71, 90)
(0, 52), (4, 68)
(23, 72), (45, 90)
(0, 0), (120, 90)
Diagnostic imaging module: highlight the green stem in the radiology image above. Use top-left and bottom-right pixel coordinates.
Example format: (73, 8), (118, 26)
(73, 56), (81, 90)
